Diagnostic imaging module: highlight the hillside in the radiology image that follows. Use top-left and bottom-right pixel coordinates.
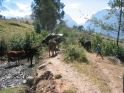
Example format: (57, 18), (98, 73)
(0, 19), (124, 93)
(0, 19), (34, 43)
(27, 49), (124, 93)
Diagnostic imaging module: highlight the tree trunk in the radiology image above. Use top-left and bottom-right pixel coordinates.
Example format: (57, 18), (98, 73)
(117, 0), (122, 53)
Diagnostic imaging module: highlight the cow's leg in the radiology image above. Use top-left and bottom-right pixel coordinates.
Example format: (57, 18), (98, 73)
(49, 46), (50, 57)
(17, 57), (20, 65)
(30, 55), (33, 67)
(8, 57), (10, 66)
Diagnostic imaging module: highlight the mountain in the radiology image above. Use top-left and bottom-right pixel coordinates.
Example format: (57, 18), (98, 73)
(63, 13), (78, 27)
(83, 9), (124, 39)
(0, 2), (78, 28)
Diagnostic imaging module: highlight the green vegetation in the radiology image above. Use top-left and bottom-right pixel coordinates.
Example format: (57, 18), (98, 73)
(55, 74), (62, 79)
(0, 84), (30, 93)
(0, 14), (124, 92)
(31, 0), (65, 30)
(63, 85), (76, 93)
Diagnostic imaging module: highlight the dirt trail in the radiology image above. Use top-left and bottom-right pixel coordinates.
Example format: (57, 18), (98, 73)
(86, 52), (124, 93)
(40, 50), (124, 93)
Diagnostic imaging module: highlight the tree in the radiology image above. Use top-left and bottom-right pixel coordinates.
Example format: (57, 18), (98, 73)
(89, 0), (124, 53)
(31, 0), (65, 31)
(107, 0), (124, 53)
(33, 20), (42, 33)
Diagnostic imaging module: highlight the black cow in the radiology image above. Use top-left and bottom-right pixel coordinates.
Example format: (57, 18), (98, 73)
(24, 44), (42, 67)
(79, 40), (91, 50)
(42, 33), (63, 49)
(0, 45), (4, 58)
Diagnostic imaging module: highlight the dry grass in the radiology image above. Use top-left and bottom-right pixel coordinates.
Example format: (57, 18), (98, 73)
(0, 19), (34, 44)
(70, 61), (111, 93)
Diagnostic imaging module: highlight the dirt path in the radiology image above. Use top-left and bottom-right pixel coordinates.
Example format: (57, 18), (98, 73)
(39, 50), (124, 93)
(40, 51), (102, 93)
(86, 52), (124, 93)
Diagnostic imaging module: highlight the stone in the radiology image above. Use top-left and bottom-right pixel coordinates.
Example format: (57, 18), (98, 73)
(26, 76), (34, 87)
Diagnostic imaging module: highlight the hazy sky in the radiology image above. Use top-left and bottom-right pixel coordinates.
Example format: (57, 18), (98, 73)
(2, 0), (110, 24)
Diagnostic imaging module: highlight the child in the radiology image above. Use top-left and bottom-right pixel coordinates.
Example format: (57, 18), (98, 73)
(95, 44), (104, 59)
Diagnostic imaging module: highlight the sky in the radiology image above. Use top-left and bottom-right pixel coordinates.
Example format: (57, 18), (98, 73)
(1, 0), (110, 24)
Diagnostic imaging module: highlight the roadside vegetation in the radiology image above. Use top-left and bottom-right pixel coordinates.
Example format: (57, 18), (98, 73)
(0, 18), (124, 93)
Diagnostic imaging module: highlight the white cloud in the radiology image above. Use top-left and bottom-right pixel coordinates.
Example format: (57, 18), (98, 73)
(16, 2), (31, 12)
(77, 14), (92, 24)
(5, 0), (10, 2)
(0, 2), (32, 18)
(65, 3), (80, 9)
(103, 6), (110, 9)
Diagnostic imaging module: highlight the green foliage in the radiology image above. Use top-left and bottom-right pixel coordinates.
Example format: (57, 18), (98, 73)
(55, 74), (62, 79)
(33, 20), (42, 33)
(31, 0), (65, 30)
(10, 32), (24, 50)
(102, 41), (117, 56)
(0, 84), (29, 93)
(91, 33), (103, 50)
(117, 46), (124, 62)
(63, 44), (88, 63)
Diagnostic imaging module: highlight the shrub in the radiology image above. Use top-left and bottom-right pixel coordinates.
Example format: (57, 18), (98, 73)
(102, 41), (117, 56)
(55, 74), (62, 79)
(10, 32), (24, 50)
(63, 44), (88, 63)
(117, 46), (124, 62)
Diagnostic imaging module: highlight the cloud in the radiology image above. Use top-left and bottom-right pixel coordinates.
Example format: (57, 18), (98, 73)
(16, 2), (31, 12)
(5, 0), (10, 2)
(65, 3), (80, 9)
(103, 6), (110, 9)
(0, 2), (31, 17)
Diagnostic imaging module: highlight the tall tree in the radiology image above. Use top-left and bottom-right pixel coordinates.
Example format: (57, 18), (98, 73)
(31, 0), (65, 31)
(107, 0), (124, 52)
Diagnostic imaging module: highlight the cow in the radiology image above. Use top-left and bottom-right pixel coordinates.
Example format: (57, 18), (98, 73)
(42, 33), (63, 49)
(0, 45), (4, 59)
(49, 39), (57, 57)
(79, 40), (91, 50)
(6, 50), (25, 66)
(24, 44), (42, 67)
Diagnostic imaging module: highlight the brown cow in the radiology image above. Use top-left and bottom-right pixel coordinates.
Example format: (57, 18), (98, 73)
(7, 50), (25, 65)
(49, 39), (57, 57)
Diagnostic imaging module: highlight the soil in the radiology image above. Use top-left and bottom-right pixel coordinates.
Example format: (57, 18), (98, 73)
(36, 50), (124, 93)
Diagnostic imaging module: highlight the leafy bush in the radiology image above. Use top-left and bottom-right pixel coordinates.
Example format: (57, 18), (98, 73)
(102, 41), (117, 56)
(91, 33), (103, 51)
(63, 44), (88, 63)
(10, 32), (24, 50)
(117, 46), (124, 62)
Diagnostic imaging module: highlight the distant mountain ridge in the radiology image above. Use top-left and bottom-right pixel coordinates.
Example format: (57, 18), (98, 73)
(63, 13), (78, 27)
(83, 9), (124, 39)
(1, 2), (124, 38)
(1, 2), (77, 28)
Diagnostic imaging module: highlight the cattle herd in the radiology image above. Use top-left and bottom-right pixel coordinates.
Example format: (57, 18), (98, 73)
(0, 33), (92, 68)
(0, 33), (63, 67)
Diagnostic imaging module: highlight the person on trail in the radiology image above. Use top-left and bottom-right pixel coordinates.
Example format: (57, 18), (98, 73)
(95, 44), (104, 59)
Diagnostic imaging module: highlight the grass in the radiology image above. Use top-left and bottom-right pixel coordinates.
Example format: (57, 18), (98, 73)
(0, 84), (30, 93)
(63, 84), (76, 93)
(69, 61), (111, 93)
(55, 74), (62, 79)
(0, 19), (34, 44)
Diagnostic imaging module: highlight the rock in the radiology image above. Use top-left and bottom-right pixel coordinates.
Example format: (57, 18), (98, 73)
(38, 64), (46, 70)
(23, 79), (27, 84)
(108, 57), (121, 64)
(26, 76), (34, 87)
